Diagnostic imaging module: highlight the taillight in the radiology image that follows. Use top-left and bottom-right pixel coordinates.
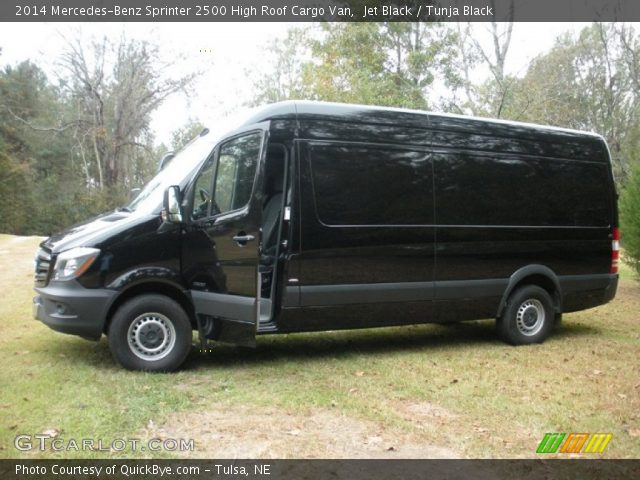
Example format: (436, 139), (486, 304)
(611, 227), (620, 274)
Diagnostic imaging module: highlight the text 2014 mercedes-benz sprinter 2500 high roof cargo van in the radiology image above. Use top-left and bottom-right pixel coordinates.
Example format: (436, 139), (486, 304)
(33, 101), (619, 371)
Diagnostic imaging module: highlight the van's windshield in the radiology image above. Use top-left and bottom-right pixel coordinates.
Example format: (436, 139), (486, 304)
(127, 134), (217, 216)
(125, 105), (264, 217)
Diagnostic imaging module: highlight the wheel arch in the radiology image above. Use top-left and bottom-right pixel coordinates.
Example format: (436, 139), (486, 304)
(496, 265), (562, 318)
(104, 281), (196, 334)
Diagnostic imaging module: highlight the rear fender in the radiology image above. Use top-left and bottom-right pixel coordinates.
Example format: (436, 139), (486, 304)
(496, 265), (562, 318)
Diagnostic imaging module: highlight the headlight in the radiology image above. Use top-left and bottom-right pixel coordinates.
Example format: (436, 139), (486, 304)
(53, 247), (101, 281)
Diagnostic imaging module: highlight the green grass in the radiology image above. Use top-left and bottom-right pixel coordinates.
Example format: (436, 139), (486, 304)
(619, 250), (636, 280)
(0, 235), (638, 459)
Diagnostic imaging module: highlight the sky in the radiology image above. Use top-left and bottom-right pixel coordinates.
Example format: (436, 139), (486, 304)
(0, 22), (602, 143)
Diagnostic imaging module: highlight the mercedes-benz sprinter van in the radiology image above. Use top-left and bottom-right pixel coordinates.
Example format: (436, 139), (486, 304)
(33, 101), (619, 371)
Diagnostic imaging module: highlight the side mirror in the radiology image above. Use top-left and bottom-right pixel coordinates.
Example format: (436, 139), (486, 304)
(162, 185), (183, 224)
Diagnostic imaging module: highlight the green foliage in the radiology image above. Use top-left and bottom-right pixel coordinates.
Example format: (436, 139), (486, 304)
(500, 24), (640, 181)
(620, 164), (640, 276)
(25, 175), (113, 236)
(170, 120), (206, 151)
(0, 37), (194, 236)
(251, 28), (310, 104)
(304, 23), (456, 109)
(253, 23), (456, 110)
(0, 60), (103, 235)
(0, 151), (33, 234)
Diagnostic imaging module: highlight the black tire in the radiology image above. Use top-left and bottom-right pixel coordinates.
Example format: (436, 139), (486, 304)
(108, 294), (192, 372)
(497, 285), (555, 345)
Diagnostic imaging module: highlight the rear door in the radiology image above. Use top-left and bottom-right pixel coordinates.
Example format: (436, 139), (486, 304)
(182, 123), (269, 346)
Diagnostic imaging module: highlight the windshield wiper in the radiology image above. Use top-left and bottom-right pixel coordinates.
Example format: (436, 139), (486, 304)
(116, 207), (132, 213)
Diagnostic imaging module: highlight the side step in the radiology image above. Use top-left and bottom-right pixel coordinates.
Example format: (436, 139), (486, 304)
(258, 298), (278, 333)
(259, 298), (272, 323)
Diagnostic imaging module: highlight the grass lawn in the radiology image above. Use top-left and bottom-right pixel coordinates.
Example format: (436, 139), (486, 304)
(0, 234), (638, 459)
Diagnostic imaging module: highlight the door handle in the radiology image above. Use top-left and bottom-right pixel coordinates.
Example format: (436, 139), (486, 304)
(232, 233), (255, 246)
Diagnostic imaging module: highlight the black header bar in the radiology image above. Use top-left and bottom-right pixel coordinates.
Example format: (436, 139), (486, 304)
(3, 0), (640, 22)
(1, 459), (640, 480)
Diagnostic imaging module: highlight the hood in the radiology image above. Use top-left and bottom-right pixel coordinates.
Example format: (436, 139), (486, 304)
(42, 210), (152, 254)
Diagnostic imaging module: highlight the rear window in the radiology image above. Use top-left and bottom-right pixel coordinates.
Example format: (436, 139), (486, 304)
(434, 152), (611, 227)
(309, 143), (434, 226)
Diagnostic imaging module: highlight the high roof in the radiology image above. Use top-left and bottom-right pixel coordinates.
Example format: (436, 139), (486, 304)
(240, 100), (603, 141)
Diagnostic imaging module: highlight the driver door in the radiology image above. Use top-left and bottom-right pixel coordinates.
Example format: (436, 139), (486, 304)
(182, 123), (269, 346)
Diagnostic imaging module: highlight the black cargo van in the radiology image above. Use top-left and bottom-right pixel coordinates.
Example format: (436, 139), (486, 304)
(33, 101), (619, 371)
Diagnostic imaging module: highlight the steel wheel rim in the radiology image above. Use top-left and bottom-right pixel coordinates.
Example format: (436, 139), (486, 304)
(127, 313), (176, 361)
(516, 299), (545, 336)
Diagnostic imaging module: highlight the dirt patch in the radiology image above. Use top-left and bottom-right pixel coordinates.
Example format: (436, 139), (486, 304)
(396, 401), (458, 421)
(0, 236), (42, 301)
(141, 405), (460, 459)
(0, 236), (43, 276)
(8, 236), (42, 243)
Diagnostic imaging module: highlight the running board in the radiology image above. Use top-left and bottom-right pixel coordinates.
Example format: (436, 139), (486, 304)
(259, 298), (272, 323)
(258, 321), (278, 333)
(258, 298), (278, 333)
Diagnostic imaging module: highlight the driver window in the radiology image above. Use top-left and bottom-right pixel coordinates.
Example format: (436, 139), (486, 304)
(212, 132), (262, 215)
(191, 156), (214, 220)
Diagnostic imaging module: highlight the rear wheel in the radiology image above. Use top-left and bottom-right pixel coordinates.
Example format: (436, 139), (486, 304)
(497, 285), (554, 345)
(108, 294), (192, 372)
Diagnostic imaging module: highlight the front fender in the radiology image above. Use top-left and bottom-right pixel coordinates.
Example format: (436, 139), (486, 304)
(107, 267), (184, 291)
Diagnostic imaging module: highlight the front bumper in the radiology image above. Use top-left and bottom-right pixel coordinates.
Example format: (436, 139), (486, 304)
(33, 280), (117, 340)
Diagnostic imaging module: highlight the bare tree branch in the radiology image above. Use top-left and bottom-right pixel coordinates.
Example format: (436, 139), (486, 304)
(1, 104), (86, 132)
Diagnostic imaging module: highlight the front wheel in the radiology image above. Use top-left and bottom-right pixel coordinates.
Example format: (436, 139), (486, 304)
(497, 285), (554, 345)
(108, 294), (192, 372)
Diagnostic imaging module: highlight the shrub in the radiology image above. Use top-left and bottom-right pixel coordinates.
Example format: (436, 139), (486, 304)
(620, 163), (640, 277)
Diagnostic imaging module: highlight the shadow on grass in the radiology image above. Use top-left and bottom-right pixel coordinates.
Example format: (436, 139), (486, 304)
(553, 320), (603, 339)
(182, 319), (601, 371)
(41, 318), (601, 373)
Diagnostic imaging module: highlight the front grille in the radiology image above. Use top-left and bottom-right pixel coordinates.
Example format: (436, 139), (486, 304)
(34, 248), (52, 287)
